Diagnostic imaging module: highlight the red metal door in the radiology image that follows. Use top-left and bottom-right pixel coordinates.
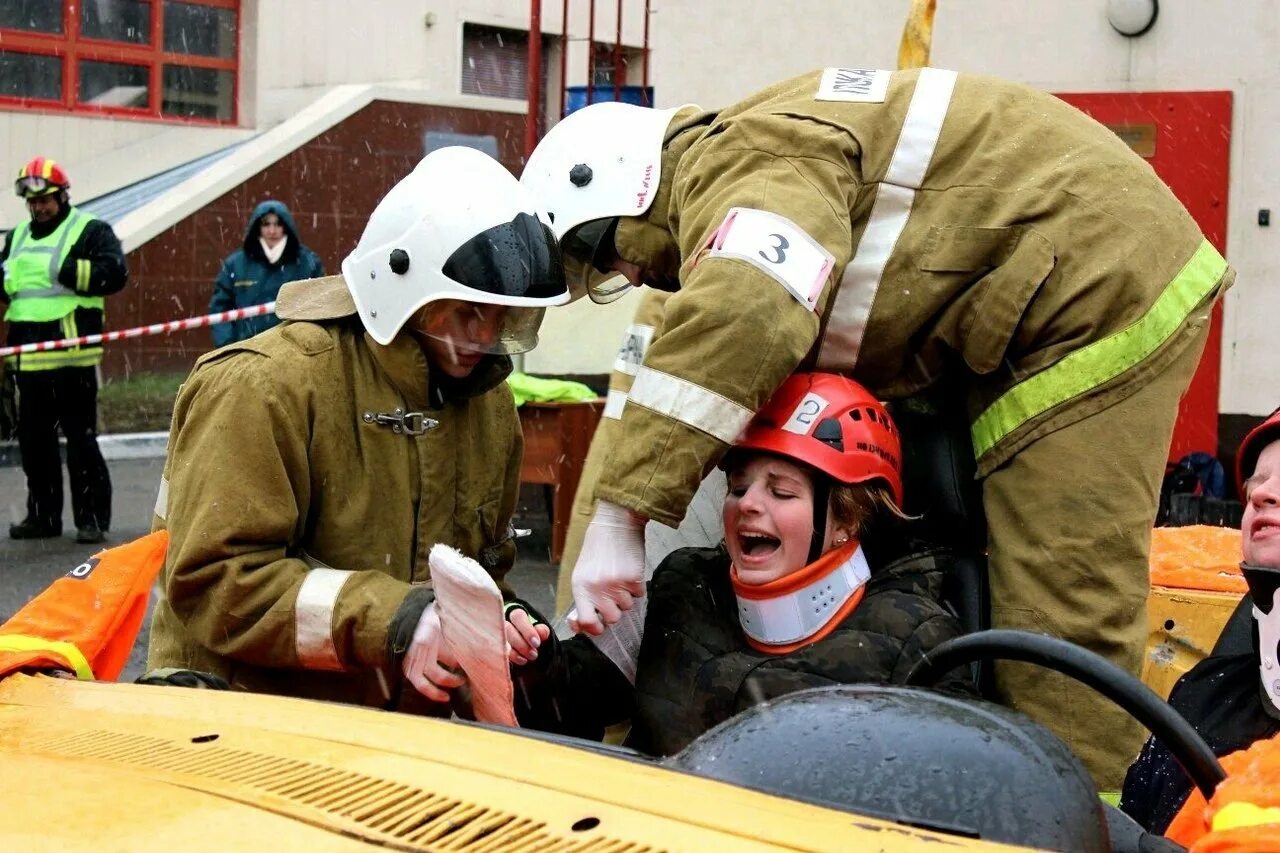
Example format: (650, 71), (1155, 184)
(1055, 91), (1232, 462)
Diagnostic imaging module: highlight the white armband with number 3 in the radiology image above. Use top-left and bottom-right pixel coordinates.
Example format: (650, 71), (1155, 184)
(706, 207), (835, 312)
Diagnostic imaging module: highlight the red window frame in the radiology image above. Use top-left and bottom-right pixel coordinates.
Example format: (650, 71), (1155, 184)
(0, 0), (240, 126)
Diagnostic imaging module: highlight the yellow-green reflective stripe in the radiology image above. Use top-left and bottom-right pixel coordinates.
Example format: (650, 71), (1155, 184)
(0, 634), (95, 680)
(76, 258), (90, 292)
(15, 349), (103, 371)
(972, 239), (1227, 459)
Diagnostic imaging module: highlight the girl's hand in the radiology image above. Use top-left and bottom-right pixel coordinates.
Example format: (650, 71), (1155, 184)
(505, 605), (551, 665)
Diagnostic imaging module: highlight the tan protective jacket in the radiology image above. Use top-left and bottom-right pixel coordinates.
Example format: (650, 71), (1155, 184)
(599, 68), (1233, 526)
(147, 276), (521, 710)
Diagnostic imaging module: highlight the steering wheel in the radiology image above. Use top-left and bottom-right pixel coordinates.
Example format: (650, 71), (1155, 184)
(905, 629), (1226, 799)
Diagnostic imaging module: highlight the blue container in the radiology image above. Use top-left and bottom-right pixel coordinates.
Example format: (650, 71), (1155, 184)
(564, 85), (655, 116)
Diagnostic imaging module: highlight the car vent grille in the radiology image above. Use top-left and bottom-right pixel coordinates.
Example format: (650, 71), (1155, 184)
(30, 731), (660, 852)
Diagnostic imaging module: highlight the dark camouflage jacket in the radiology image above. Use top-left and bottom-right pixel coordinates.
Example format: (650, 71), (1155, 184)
(515, 544), (973, 755)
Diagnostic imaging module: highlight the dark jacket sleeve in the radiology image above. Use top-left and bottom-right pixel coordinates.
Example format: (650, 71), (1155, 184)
(305, 247), (325, 279)
(512, 629), (636, 741)
(58, 219), (127, 296)
(209, 257), (237, 347)
(0, 229), (12, 302)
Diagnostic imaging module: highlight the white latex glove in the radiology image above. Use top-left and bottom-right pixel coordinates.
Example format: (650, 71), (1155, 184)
(569, 500), (647, 636)
(401, 602), (465, 703)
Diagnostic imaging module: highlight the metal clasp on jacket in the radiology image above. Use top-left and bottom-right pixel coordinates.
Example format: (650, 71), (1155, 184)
(362, 408), (439, 435)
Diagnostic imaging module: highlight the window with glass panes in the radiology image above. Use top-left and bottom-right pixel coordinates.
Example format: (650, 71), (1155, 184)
(0, 0), (238, 124)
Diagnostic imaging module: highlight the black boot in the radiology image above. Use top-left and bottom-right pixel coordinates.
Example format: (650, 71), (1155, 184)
(10, 517), (62, 539)
(75, 524), (106, 545)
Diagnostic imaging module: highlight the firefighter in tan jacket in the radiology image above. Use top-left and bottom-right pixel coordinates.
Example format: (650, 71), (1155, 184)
(521, 68), (1234, 787)
(557, 288), (671, 612)
(147, 148), (568, 713)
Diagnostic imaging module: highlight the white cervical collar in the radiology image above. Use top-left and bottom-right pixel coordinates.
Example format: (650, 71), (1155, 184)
(735, 545), (871, 650)
(1256, 587), (1280, 714)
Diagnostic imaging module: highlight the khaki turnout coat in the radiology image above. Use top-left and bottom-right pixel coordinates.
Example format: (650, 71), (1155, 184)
(147, 276), (521, 710)
(598, 67), (1233, 526)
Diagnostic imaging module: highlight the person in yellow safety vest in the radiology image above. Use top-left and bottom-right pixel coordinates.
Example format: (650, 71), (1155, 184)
(0, 531), (167, 682)
(2, 157), (127, 545)
(146, 148), (570, 714)
(520, 68), (1235, 788)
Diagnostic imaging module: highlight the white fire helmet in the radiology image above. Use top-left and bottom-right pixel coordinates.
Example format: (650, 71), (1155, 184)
(342, 146), (569, 350)
(521, 101), (687, 303)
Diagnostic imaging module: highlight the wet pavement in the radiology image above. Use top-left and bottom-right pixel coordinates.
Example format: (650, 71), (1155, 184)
(0, 455), (560, 681)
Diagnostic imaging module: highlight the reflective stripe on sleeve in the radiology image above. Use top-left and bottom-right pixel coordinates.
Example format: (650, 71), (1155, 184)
(154, 476), (169, 521)
(76, 258), (91, 292)
(970, 239), (1228, 459)
(294, 567), (355, 670)
(817, 67), (957, 371)
(627, 367), (754, 444)
(602, 388), (628, 420)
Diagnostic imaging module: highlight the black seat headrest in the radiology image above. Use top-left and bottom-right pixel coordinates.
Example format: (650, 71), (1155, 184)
(889, 392), (986, 553)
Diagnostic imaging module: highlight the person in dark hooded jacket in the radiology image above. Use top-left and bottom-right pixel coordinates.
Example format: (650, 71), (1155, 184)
(504, 373), (972, 755)
(1121, 408), (1280, 834)
(209, 200), (324, 346)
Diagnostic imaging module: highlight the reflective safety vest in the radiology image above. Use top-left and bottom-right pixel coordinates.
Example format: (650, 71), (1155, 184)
(3, 207), (106, 370)
(0, 531), (169, 682)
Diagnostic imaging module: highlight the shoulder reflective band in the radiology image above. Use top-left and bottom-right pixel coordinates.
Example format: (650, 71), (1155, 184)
(818, 67), (957, 371)
(971, 239), (1228, 459)
(0, 634), (95, 680)
(627, 367), (754, 444)
(294, 565), (355, 671)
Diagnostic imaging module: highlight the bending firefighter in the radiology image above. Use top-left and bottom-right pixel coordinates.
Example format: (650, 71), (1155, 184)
(1, 157), (126, 545)
(521, 68), (1234, 787)
(147, 148), (569, 713)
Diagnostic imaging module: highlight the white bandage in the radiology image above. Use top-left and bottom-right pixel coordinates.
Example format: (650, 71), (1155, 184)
(429, 544), (518, 727)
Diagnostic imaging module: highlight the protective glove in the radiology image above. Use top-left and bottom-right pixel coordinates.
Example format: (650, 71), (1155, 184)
(569, 500), (647, 636)
(401, 602), (465, 702)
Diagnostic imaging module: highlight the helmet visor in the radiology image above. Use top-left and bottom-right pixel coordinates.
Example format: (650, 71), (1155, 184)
(562, 218), (633, 304)
(441, 211), (567, 303)
(415, 300), (548, 358)
(15, 175), (57, 198)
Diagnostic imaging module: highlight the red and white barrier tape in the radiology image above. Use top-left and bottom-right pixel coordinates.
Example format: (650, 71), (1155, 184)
(0, 301), (276, 358)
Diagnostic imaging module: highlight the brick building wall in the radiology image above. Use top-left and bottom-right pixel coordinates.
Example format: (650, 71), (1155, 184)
(100, 100), (526, 378)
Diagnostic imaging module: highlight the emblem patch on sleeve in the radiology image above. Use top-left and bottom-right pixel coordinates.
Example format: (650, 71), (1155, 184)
(613, 323), (656, 376)
(815, 68), (891, 103)
(707, 208), (835, 311)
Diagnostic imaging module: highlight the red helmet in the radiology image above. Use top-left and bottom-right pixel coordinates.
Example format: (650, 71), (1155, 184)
(15, 157), (70, 199)
(1238, 407), (1280, 497)
(730, 372), (903, 506)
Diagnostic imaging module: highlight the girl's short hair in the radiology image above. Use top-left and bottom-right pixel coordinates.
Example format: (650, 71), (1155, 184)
(829, 480), (908, 536)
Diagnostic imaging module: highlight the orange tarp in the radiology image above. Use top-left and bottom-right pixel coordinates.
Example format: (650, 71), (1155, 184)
(0, 531), (168, 681)
(1150, 525), (1246, 593)
(1167, 735), (1280, 851)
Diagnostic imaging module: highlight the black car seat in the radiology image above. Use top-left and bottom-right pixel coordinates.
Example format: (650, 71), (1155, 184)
(889, 390), (992, 694)
(1211, 592), (1255, 657)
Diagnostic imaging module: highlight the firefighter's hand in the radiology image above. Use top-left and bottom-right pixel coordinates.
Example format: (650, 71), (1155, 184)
(504, 604), (551, 665)
(569, 500), (647, 636)
(401, 603), (465, 702)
